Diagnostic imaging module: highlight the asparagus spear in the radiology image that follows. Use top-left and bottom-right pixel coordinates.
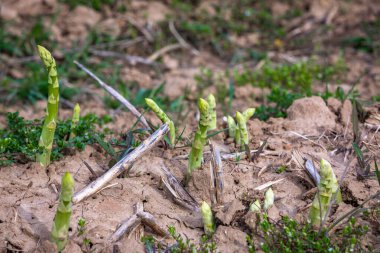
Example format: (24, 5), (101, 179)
(250, 199), (261, 213)
(227, 115), (236, 138)
(51, 172), (74, 252)
(187, 98), (211, 180)
(207, 94), (217, 130)
(243, 108), (255, 122)
(145, 98), (176, 147)
(263, 187), (274, 210)
(36, 45), (59, 167)
(69, 103), (80, 139)
(201, 201), (215, 235)
(236, 111), (248, 146)
(309, 159), (342, 226)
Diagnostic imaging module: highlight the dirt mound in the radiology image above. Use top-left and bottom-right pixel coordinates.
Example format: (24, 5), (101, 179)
(285, 96), (337, 135)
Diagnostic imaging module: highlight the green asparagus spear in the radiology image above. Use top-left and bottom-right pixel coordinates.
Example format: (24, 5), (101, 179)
(309, 159), (342, 226)
(51, 172), (74, 252)
(227, 116), (236, 138)
(236, 111), (248, 146)
(145, 98), (176, 147)
(201, 201), (215, 235)
(207, 94), (217, 130)
(243, 108), (255, 121)
(37, 45), (59, 167)
(69, 103), (80, 139)
(187, 98), (211, 179)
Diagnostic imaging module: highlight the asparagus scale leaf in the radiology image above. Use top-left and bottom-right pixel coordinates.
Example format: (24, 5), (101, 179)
(145, 98), (176, 147)
(36, 45), (59, 167)
(51, 172), (74, 252)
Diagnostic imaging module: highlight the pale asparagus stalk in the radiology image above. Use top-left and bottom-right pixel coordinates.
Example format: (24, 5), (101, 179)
(250, 199), (261, 213)
(51, 172), (74, 252)
(309, 159), (342, 226)
(263, 187), (274, 210)
(201, 201), (215, 235)
(37, 45), (59, 167)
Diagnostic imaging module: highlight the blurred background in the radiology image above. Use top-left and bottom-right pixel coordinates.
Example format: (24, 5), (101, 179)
(0, 0), (379, 121)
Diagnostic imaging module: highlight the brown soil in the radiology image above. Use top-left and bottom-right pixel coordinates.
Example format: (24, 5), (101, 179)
(0, 0), (379, 252)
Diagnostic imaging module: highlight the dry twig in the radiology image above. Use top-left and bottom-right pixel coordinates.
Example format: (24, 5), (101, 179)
(161, 166), (199, 212)
(74, 61), (151, 130)
(73, 124), (168, 203)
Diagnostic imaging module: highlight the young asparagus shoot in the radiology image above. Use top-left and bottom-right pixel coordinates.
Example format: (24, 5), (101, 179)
(227, 116), (236, 138)
(250, 199), (261, 213)
(201, 201), (215, 235)
(207, 94), (217, 130)
(187, 98), (211, 180)
(36, 45), (59, 167)
(69, 103), (80, 139)
(309, 159), (342, 226)
(263, 187), (274, 210)
(243, 108), (255, 121)
(145, 98), (175, 147)
(236, 111), (249, 147)
(51, 172), (74, 252)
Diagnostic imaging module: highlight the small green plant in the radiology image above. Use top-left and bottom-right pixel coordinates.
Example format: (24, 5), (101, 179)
(51, 172), (74, 252)
(186, 97), (212, 181)
(141, 225), (217, 253)
(0, 112), (109, 166)
(145, 98), (176, 147)
(36, 45), (59, 167)
(77, 217), (93, 252)
(309, 159), (342, 226)
(253, 214), (369, 253)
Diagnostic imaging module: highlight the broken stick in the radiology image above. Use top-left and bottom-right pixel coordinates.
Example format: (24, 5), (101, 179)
(109, 202), (169, 243)
(73, 123), (169, 203)
(109, 203), (143, 243)
(210, 143), (224, 206)
(161, 165), (199, 212)
(74, 61), (151, 131)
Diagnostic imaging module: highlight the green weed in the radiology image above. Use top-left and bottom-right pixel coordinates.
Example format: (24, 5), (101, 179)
(0, 112), (110, 166)
(250, 215), (370, 253)
(141, 226), (217, 253)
